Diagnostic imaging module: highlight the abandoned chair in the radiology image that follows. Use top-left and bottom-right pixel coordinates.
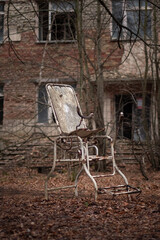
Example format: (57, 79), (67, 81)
(45, 83), (140, 200)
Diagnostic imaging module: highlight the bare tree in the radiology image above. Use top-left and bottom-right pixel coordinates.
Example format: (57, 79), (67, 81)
(0, 0), (160, 172)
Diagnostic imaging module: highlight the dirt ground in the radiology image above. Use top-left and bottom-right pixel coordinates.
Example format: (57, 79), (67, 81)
(0, 164), (160, 240)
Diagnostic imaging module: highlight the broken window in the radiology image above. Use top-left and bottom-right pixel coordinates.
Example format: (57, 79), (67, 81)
(0, 2), (4, 43)
(38, 84), (55, 123)
(39, 1), (76, 42)
(112, 0), (152, 40)
(0, 85), (4, 125)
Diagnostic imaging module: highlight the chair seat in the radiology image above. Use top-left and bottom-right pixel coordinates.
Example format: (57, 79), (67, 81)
(69, 128), (104, 138)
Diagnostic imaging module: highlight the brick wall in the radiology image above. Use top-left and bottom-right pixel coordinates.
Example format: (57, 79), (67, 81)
(0, 0), (159, 147)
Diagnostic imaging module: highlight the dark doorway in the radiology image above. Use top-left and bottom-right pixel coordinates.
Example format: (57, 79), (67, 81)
(115, 94), (151, 141)
(115, 95), (133, 139)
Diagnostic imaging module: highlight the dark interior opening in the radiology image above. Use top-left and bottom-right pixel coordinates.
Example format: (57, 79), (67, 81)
(115, 95), (133, 139)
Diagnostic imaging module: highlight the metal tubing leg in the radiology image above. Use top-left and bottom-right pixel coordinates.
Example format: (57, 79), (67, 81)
(75, 166), (84, 197)
(83, 163), (98, 201)
(45, 140), (57, 200)
(110, 140), (129, 185)
(85, 142), (90, 170)
(115, 164), (129, 185)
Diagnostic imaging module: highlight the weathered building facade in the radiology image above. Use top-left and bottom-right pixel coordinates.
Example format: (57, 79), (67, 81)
(0, 0), (159, 158)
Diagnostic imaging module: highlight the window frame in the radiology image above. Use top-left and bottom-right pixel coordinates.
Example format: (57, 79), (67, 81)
(0, 1), (4, 43)
(38, 0), (76, 43)
(111, 0), (152, 41)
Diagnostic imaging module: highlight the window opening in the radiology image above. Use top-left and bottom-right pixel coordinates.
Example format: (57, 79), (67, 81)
(38, 85), (48, 123)
(0, 2), (4, 43)
(39, 1), (76, 42)
(38, 84), (56, 123)
(39, 3), (49, 41)
(112, 0), (152, 40)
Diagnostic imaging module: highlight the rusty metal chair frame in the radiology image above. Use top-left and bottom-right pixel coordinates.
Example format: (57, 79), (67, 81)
(44, 84), (140, 200)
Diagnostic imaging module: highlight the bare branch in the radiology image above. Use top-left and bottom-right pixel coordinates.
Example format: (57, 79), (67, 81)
(97, 0), (151, 48)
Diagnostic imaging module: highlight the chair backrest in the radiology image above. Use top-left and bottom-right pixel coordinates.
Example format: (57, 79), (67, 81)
(46, 84), (86, 134)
